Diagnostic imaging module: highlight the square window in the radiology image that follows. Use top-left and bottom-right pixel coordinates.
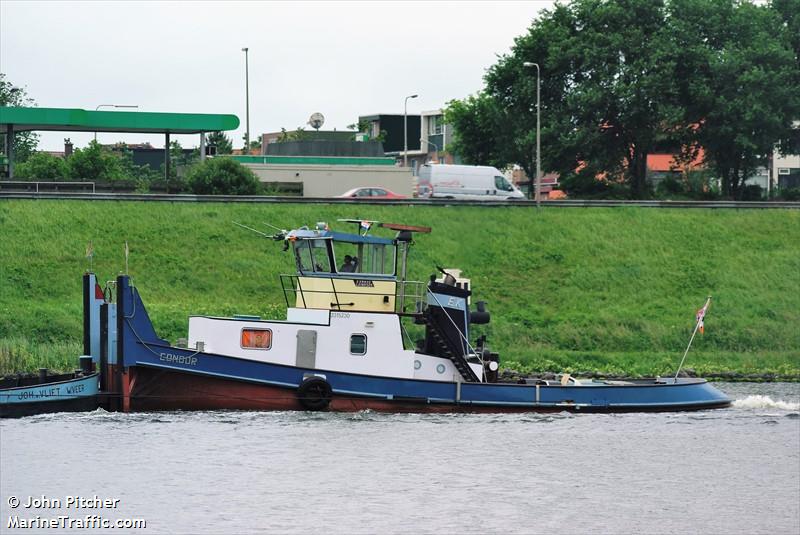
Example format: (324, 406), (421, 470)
(241, 328), (272, 349)
(350, 334), (367, 355)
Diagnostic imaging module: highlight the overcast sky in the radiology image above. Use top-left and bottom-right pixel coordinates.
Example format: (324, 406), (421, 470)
(1, 1), (552, 151)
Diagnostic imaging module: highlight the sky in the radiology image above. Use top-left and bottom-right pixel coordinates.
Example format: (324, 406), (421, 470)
(0, 1), (552, 151)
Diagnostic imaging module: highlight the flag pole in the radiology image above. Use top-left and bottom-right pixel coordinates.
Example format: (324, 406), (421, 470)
(674, 296), (711, 383)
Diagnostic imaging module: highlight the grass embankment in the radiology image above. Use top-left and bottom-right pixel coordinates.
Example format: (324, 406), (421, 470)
(1, 200), (798, 378)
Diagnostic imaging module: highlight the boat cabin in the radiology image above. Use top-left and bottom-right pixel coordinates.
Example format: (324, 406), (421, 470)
(282, 222), (421, 314)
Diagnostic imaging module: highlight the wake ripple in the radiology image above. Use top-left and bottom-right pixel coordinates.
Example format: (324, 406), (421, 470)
(733, 395), (799, 411)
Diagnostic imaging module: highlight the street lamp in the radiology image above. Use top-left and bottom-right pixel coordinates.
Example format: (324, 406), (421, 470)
(523, 61), (541, 207)
(403, 94), (418, 167)
(94, 104), (138, 141)
(242, 47), (250, 153)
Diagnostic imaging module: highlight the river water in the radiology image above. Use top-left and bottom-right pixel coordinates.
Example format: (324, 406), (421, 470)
(1, 382), (798, 535)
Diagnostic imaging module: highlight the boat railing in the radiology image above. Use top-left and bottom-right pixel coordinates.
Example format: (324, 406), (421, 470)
(279, 274), (427, 315)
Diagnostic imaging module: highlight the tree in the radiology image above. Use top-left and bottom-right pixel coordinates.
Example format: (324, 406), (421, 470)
(447, 0), (680, 198)
(276, 127), (311, 143)
(242, 133), (262, 153)
(66, 140), (127, 182)
(445, 0), (800, 199)
(0, 73), (40, 164)
(13, 152), (68, 180)
(771, 0), (800, 67)
(670, 0), (800, 198)
(444, 93), (513, 169)
(206, 131), (233, 155)
(185, 157), (262, 195)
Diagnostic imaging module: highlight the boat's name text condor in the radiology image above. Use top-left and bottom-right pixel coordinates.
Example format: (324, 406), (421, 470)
(159, 353), (198, 366)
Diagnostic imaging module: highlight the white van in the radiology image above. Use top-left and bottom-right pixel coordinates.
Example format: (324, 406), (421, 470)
(417, 164), (525, 200)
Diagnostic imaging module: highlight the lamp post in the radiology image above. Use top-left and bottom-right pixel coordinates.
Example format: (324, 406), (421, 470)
(94, 104), (138, 141)
(523, 61), (541, 207)
(403, 94), (418, 167)
(242, 47), (250, 153)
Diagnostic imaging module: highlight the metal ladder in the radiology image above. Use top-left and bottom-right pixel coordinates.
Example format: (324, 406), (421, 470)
(425, 315), (480, 383)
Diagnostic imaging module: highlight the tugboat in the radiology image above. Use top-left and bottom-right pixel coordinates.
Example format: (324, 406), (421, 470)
(87, 220), (730, 413)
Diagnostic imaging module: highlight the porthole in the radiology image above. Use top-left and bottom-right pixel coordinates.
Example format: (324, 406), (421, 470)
(414, 360), (421, 370)
(436, 364), (446, 374)
(350, 334), (367, 355)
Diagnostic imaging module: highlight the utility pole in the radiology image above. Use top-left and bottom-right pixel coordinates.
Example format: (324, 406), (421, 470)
(242, 47), (250, 153)
(523, 62), (541, 207)
(404, 94), (418, 167)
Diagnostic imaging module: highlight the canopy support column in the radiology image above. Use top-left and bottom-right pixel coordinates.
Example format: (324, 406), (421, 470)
(164, 132), (170, 180)
(199, 132), (206, 162)
(5, 124), (14, 178)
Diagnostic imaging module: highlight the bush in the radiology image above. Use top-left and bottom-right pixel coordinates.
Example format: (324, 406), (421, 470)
(655, 175), (685, 197)
(740, 184), (764, 201)
(185, 158), (262, 195)
(13, 152), (68, 180)
(776, 187), (800, 201)
(67, 140), (128, 182)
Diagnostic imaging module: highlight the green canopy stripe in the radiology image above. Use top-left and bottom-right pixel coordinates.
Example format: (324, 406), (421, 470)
(0, 107), (239, 134)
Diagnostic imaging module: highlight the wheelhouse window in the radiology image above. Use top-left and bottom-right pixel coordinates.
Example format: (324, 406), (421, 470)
(241, 328), (272, 350)
(333, 241), (395, 276)
(294, 239), (332, 273)
(350, 334), (367, 355)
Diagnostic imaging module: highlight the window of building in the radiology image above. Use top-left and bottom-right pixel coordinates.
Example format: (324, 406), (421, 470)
(778, 168), (790, 175)
(428, 115), (443, 135)
(350, 334), (367, 355)
(241, 328), (272, 350)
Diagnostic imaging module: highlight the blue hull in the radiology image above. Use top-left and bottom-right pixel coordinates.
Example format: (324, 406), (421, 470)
(122, 340), (731, 412)
(0, 373), (100, 418)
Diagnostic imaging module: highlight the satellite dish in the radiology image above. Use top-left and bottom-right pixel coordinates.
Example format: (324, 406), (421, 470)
(308, 112), (325, 131)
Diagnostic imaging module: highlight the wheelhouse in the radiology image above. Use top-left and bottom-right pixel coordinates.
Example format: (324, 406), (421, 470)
(288, 226), (398, 280)
(282, 223), (416, 314)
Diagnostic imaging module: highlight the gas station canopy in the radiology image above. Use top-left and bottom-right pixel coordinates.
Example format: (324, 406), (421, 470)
(0, 107), (239, 134)
(0, 106), (240, 178)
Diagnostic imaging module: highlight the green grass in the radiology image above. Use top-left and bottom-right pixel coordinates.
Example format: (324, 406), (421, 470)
(1, 200), (798, 377)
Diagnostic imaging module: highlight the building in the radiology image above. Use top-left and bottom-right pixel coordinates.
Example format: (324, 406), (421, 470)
(261, 129), (358, 155)
(772, 122), (800, 191)
(232, 154), (412, 197)
(358, 113), (423, 171)
(507, 166), (562, 199)
(357, 109), (466, 175)
(420, 109), (458, 166)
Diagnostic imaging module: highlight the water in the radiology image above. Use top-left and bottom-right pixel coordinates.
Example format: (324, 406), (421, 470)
(1, 383), (798, 534)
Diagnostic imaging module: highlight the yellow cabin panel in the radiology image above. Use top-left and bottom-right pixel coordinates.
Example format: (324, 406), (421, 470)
(295, 277), (397, 312)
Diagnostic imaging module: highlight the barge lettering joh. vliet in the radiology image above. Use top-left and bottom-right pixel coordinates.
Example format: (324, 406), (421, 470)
(0, 366), (99, 418)
(82, 220), (730, 413)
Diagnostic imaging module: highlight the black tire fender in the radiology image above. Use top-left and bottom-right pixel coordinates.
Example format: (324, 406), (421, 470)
(297, 377), (332, 411)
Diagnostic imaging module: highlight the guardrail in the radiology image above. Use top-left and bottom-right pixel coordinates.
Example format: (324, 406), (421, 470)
(0, 181), (96, 193)
(0, 191), (798, 209)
